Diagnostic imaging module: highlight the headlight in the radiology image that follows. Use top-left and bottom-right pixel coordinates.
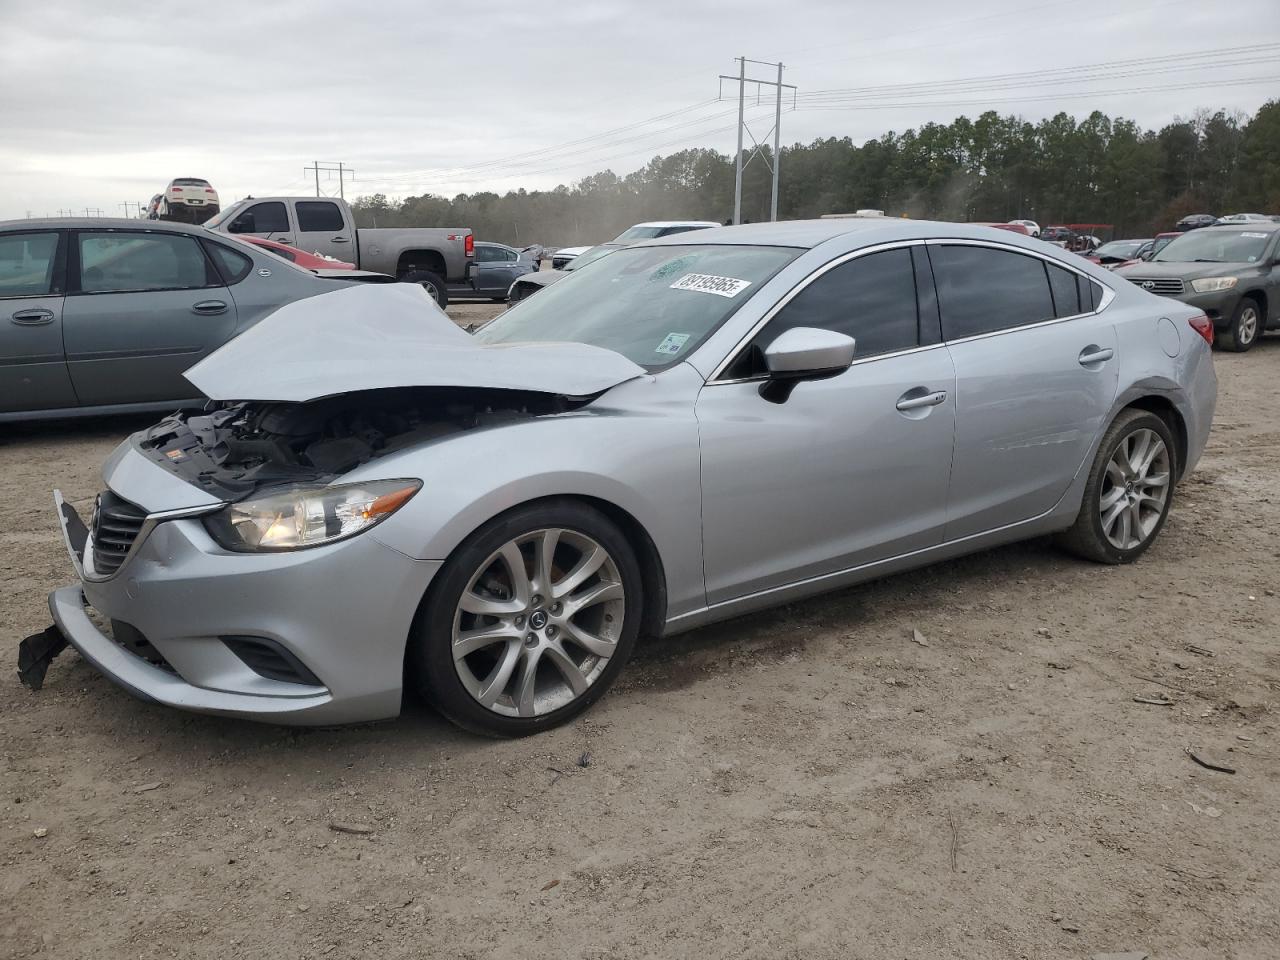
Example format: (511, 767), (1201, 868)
(204, 480), (421, 552)
(1191, 276), (1239, 293)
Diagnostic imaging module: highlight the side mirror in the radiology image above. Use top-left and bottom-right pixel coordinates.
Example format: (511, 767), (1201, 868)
(759, 326), (856, 403)
(228, 213), (255, 234)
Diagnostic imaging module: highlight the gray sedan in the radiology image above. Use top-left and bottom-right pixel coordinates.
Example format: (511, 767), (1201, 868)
(0, 218), (366, 421)
(27, 219), (1216, 736)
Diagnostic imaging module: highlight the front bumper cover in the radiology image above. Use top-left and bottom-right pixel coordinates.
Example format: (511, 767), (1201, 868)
(33, 494), (442, 726)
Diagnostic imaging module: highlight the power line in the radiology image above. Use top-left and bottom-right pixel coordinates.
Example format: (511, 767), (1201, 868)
(303, 161), (356, 198)
(360, 98), (727, 185)
(794, 74), (1280, 113)
(795, 42), (1280, 102)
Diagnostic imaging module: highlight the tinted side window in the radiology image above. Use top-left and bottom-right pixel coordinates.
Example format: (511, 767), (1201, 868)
(730, 247), (919, 377)
(78, 233), (214, 293)
(231, 202), (290, 234)
(1046, 262), (1081, 317)
(204, 241), (254, 282)
(931, 245), (1054, 339)
(474, 245), (500, 263)
(295, 201), (344, 233)
(0, 232), (60, 297)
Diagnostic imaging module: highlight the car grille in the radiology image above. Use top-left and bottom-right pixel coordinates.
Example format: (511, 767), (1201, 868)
(91, 491), (147, 575)
(1128, 277), (1185, 296)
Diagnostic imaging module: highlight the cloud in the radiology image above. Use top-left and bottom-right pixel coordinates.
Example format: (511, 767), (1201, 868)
(2, 0), (1276, 218)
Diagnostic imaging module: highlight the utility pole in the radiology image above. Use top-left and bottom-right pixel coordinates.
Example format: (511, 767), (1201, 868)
(718, 58), (796, 224)
(119, 201), (141, 218)
(303, 162), (356, 199)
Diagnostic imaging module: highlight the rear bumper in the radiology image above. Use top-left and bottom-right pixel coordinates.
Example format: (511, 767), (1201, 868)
(48, 497), (442, 726)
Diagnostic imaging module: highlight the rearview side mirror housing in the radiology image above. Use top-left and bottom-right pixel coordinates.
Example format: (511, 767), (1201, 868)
(759, 326), (856, 403)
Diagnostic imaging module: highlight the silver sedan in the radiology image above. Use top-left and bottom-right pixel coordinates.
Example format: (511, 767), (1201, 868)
(27, 219), (1217, 736)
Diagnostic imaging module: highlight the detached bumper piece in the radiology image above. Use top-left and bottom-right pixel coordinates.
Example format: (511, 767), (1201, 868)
(17, 625), (68, 691)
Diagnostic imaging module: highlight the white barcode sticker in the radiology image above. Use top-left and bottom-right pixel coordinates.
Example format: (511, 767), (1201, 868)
(669, 273), (752, 298)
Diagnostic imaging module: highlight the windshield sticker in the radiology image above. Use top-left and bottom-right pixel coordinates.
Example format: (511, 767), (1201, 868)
(655, 332), (691, 355)
(670, 273), (752, 298)
(1242, 232), (1269, 239)
(649, 256), (696, 282)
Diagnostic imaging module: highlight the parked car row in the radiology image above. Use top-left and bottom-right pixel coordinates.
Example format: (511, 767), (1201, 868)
(1116, 222), (1280, 352)
(21, 218), (1217, 738)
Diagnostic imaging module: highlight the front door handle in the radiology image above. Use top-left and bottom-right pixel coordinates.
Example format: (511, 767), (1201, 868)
(896, 389), (948, 411)
(191, 300), (228, 315)
(1078, 345), (1114, 366)
(11, 308), (55, 326)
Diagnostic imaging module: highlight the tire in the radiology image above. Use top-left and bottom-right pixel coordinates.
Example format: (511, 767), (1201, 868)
(409, 500), (644, 737)
(1058, 409), (1176, 564)
(1216, 297), (1261, 352)
(399, 269), (449, 308)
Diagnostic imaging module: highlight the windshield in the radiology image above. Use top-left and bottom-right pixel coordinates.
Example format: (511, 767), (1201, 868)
(565, 245), (618, 271)
(1154, 229), (1274, 264)
(611, 226), (668, 242)
(475, 244), (800, 370)
(1151, 235), (1176, 255)
(202, 200), (247, 230)
(1095, 240), (1145, 258)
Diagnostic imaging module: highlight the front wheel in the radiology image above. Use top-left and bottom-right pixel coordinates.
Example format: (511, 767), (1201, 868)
(1058, 409), (1176, 564)
(1216, 298), (1260, 352)
(399, 269), (449, 308)
(409, 501), (644, 737)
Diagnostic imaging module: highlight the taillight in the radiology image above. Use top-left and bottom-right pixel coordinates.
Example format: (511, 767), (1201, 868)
(1188, 314), (1214, 346)
(465, 233), (474, 257)
(171, 186), (182, 192)
(205, 188), (214, 193)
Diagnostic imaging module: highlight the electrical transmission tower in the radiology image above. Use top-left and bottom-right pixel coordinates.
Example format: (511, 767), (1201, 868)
(718, 57), (796, 224)
(303, 161), (356, 199)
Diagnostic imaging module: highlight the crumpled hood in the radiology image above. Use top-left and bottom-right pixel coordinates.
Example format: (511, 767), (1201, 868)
(184, 282), (646, 402)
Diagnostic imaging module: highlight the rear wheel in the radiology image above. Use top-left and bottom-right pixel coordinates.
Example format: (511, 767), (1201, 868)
(1059, 409), (1176, 564)
(399, 269), (449, 308)
(1217, 298), (1260, 352)
(410, 501), (644, 737)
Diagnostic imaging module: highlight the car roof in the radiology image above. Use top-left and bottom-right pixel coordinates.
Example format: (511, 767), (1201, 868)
(630, 220), (722, 228)
(0, 216), (215, 235)
(638, 217), (1079, 251)
(1192, 223), (1277, 233)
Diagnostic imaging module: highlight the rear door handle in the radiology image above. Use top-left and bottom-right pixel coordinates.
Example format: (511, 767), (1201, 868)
(1078, 345), (1114, 366)
(896, 389), (948, 411)
(330, 236), (351, 243)
(11, 308), (55, 326)
(191, 300), (228, 315)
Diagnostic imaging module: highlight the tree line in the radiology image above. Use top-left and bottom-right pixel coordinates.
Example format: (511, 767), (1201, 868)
(351, 100), (1279, 245)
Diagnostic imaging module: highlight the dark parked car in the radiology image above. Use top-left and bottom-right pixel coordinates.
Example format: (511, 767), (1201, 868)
(0, 218), (379, 420)
(1085, 239), (1151, 268)
(1174, 214), (1218, 232)
(1116, 223), (1280, 351)
(446, 242), (535, 301)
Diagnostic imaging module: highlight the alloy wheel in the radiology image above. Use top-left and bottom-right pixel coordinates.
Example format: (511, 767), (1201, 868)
(1099, 428), (1171, 550)
(451, 528), (625, 717)
(1239, 305), (1259, 345)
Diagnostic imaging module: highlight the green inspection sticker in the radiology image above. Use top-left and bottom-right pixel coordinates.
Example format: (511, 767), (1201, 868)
(655, 332), (691, 355)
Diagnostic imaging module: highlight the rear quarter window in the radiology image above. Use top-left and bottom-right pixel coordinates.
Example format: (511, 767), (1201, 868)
(930, 244), (1055, 339)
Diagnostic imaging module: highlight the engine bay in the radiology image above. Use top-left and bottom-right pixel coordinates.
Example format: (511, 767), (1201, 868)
(139, 386), (584, 499)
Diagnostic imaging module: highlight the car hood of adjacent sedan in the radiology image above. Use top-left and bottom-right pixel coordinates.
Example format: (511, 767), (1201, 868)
(1118, 260), (1258, 280)
(183, 282), (646, 402)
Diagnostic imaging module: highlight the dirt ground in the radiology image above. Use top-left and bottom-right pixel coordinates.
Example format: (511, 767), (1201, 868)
(3, 313), (1278, 960)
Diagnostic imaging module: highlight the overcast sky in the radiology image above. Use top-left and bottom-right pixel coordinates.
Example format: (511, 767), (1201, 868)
(2, 0), (1277, 220)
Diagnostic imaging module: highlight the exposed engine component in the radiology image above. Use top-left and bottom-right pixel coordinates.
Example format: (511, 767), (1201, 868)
(140, 387), (581, 498)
